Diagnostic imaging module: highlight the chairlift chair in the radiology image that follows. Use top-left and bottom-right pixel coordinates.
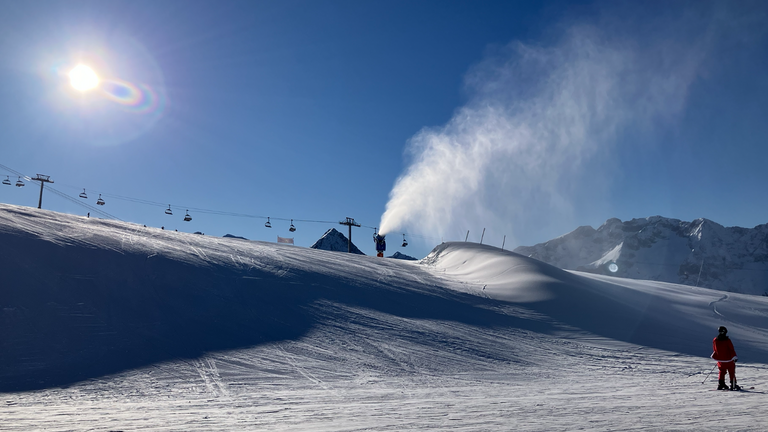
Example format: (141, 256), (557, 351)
(79, 189), (88, 199)
(183, 210), (192, 222)
(265, 217), (272, 228)
(165, 205), (173, 215)
(2, 176), (10, 186)
(15, 177), (24, 187)
(96, 194), (105, 205)
(402, 234), (408, 247)
(289, 219), (296, 232)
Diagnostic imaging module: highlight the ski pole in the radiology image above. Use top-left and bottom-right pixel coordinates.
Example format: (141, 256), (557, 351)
(702, 364), (717, 384)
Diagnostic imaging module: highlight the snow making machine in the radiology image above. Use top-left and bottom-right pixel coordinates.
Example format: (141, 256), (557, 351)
(374, 233), (386, 257)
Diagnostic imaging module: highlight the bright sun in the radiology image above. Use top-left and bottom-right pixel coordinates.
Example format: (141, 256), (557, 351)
(69, 65), (100, 91)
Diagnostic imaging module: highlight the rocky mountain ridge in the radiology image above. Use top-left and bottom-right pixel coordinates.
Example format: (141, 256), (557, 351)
(310, 228), (365, 255)
(513, 216), (768, 296)
(388, 251), (417, 261)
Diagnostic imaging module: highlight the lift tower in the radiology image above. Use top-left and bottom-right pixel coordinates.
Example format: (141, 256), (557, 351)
(32, 174), (53, 209)
(339, 217), (360, 253)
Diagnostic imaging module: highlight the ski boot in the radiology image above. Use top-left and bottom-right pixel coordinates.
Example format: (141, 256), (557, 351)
(731, 380), (741, 391)
(717, 378), (729, 390)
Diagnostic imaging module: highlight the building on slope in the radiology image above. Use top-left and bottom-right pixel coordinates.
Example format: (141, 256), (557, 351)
(310, 228), (365, 255)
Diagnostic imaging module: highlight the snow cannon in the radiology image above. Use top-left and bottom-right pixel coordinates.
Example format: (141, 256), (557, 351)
(374, 233), (386, 257)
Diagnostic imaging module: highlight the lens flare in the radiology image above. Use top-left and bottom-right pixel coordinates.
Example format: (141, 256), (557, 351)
(69, 65), (99, 91)
(100, 79), (163, 114)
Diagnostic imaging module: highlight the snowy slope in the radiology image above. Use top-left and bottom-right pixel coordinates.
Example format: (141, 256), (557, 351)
(426, 242), (768, 359)
(514, 216), (768, 296)
(2, 203), (768, 431)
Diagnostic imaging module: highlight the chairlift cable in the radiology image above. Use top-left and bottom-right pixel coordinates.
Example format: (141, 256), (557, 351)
(0, 163), (30, 181)
(0, 163), (120, 220)
(44, 186), (122, 220)
(1, 162), (363, 230)
(3, 164), (339, 224)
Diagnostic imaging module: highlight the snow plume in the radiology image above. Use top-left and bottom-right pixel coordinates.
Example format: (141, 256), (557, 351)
(378, 17), (711, 245)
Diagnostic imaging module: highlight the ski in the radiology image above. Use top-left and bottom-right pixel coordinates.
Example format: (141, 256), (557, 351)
(708, 386), (754, 391)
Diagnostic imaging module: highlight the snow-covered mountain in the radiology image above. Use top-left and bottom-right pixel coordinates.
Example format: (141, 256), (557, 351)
(310, 227), (365, 255)
(223, 233), (248, 240)
(388, 251), (417, 260)
(514, 216), (768, 296)
(2, 203), (768, 430)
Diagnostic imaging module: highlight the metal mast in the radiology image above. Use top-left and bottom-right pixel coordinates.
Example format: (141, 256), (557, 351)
(32, 174), (54, 209)
(339, 217), (360, 253)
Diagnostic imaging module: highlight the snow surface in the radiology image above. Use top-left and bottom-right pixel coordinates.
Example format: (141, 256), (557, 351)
(2, 203), (768, 431)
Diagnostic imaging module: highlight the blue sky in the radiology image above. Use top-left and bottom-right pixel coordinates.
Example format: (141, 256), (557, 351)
(1, 0), (767, 259)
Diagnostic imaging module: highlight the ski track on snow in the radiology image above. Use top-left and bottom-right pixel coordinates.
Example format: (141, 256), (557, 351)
(709, 294), (729, 319)
(3, 336), (767, 431)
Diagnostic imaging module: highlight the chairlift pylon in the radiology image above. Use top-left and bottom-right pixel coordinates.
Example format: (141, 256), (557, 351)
(96, 194), (105, 205)
(289, 219), (296, 232)
(402, 234), (408, 247)
(265, 217), (272, 228)
(79, 189), (88, 199)
(165, 205), (173, 215)
(183, 210), (192, 222)
(15, 177), (24, 187)
(2, 176), (10, 186)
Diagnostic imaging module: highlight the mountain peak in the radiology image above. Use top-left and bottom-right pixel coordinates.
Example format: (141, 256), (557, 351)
(513, 216), (768, 295)
(223, 234), (248, 240)
(388, 251), (417, 260)
(310, 228), (365, 255)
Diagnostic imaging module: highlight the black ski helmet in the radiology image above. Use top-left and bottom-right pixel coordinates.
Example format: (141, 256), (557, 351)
(718, 326), (728, 335)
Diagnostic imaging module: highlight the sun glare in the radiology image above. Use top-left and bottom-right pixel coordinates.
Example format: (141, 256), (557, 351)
(69, 65), (100, 91)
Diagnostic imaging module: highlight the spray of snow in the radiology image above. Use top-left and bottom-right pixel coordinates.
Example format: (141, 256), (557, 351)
(378, 18), (711, 244)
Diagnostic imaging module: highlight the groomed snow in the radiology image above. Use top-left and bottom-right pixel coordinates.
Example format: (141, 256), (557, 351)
(1, 203), (767, 431)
